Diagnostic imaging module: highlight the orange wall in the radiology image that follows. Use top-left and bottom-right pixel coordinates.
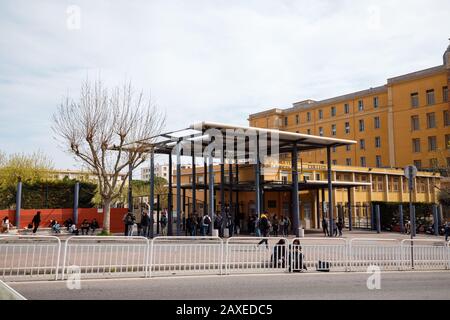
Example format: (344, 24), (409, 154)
(0, 208), (128, 234)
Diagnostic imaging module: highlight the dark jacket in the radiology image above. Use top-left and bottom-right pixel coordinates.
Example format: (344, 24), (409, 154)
(32, 214), (41, 226)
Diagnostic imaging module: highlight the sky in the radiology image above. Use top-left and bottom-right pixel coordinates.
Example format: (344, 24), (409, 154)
(0, 0), (449, 174)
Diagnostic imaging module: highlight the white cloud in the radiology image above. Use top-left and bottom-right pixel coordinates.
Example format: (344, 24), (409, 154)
(0, 0), (449, 169)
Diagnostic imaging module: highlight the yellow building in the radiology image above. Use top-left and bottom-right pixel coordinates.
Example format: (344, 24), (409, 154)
(174, 162), (441, 231)
(248, 43), (450, 170)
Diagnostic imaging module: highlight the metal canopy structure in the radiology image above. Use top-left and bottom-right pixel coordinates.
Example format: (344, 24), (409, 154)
(140, 121), (357, 157)
(127, 121), (357, 238)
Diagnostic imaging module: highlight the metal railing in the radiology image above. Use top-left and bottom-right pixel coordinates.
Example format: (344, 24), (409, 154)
(150, 237), (223, 277)
(225, 237), (289, 274)
(291, 238), (348, 272)
(0, 235), (61, 281)
(61, 236), (149, 279)
(401, 239), (449, 270)
(349, 238), (401, 271)
(1, 236), (449, 281)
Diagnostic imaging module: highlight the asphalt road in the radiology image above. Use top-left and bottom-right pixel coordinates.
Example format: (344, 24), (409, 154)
(8, 271), (450, 300)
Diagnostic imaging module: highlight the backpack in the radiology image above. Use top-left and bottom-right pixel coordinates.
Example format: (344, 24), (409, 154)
(203, 216), (211, 225)
(260, 217), (269, 230)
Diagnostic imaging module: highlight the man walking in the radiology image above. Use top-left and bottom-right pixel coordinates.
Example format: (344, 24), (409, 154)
(31, 211), (41, 234)
(140, 211), (150, 237)
(322, 218), (329, 237)
(160, 211), (168, 236)
(201, 213), (211, 236)
(257, 213), (271, 249)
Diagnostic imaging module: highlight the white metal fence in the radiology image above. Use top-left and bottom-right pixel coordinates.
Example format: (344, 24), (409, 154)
(0, 236), (61, 281)
(225, 237), (289, 274)
(0, 236), (449, 281)
(150, 237), (223, 277)
(61, 236), (149, 279)
(349, 238), (401, 271)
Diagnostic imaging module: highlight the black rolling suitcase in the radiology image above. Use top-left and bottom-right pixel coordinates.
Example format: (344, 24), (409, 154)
(316, 260), (330, 272)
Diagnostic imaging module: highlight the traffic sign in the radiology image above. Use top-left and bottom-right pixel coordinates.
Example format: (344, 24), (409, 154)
(404, 165), (417, 179)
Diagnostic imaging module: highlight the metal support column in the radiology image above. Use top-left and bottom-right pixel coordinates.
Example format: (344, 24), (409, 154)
(347, 187), (352, 231)
(399, 204), (404, 234)
(149, 151), (155, 238)
(192, 151), (197, 215)
(128, 163), (133, 213)
(73, 182), (79, 224)
(326, 146), (334, 237)
(176, 144), (181, 236)
(168, 153), (173, 236)
(433, 204), (439, 236)
(204, 160), (208, 215)
(15, 178), (22, 228)
(376, 204), (381, 234)
(292, 141), (301, 237)
(156, 194), (160, 235)
(255, 138), (261, 218)
(208, 155), (215, 236)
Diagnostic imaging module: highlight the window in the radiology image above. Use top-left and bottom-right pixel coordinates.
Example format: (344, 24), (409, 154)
(284, 117), (288, 126)
(373, 97), (379, 108)
(374, 116), (380, 129)
(359, 119), (365, 132)
(446, 134), (450, 149)
(307, 129), (311, 135)
(268, 200), (277, 209)
(345, 122), (350, 134)
(426, 89), (435, 105)
(318, 110), (323, 119)
(429, 158), (438, 168)
(319, 127), (323, 136)
(411, 93), (419, 107)
(444, 86), (448, 102)
(375, 136), (381, 148)
(428, 136), (437, 151)
(413, 160), (422, 169)
(332, 146), (337, 153)
(346, 158), (352, 166)
(360, 139), (366, 150)
(358, 100), (364, 111)
(360, 157), (366, 167)
(393, 177), (399, 192)
(332, 160), (337, 165)
(444, 110), (449, 127)
(411, 115), (420, 131)
(427, 112), (436, 129)
(295, 114), (299, 125)
(331, 106), (336, 117)
(412, 138), (421, 153)
(344, 103), (350, 114)
(346, 145), (351, 151)
(331, 124), (336, 136)
(375, 156), (382, 168)
(307, 112), (311, 122)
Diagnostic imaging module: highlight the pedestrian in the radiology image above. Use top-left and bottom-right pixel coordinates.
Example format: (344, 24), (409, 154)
(322, 218), (329, 237)
(289, 239), (307, 272)
(337, 219), (344, 237)
(123, 211), (136, 236)
(31, 211), (41, 234)
(445, 221), (450, 242)
(160, 211), (168, 236)
(257, 213), (271, 248)
(282, 215), (291, 236)
(69, 223), (79, 235)
(140, 211), (150, 237)
(272, 215), (279, 236)
(52, 220), (61, 234)
(1, 216), (11, 233)
(201, 213), (211, 236)
(186, 215), (193, 236)
(90, 218), (99, 235)
(332, 219), (338, 237)
(64, 218), (74, 231)
(271, 239), (286, 268)
(215, 213), (223, 237)
(80, 219), (90, 235)
(226, 212), (234, 237)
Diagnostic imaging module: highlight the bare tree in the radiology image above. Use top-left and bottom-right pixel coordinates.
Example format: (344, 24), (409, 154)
(52, 79), (165, 233)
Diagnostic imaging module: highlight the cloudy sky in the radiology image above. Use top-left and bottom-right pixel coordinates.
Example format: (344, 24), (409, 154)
(0, 0), (449, 171)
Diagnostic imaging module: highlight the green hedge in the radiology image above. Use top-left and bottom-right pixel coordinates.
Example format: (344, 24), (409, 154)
(0, 179), (97, 209)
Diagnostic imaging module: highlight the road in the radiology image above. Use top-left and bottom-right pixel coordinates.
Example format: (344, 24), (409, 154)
(8, 270), (450, 300)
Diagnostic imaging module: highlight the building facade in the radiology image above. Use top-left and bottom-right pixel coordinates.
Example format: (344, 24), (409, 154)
(248, 44), (450, 170)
